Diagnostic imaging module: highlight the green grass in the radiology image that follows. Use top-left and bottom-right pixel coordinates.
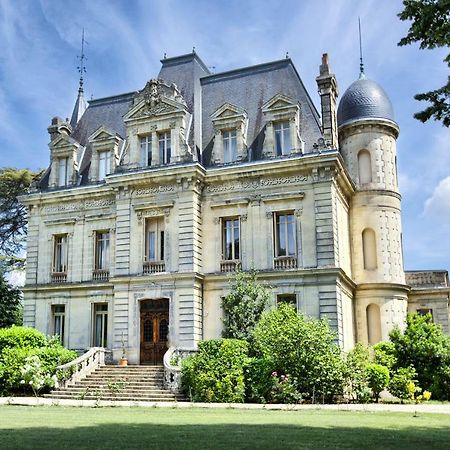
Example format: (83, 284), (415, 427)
(1, 406), (450, 449)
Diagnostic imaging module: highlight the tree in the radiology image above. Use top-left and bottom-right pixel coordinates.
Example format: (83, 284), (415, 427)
(0, 274), (22, 328)
(253, 304), (345, 402)
(398, 0), (450, 126)
(0, 168), (38, 270)
(221, 269), (271, 343)
(389, 313), (450, 399)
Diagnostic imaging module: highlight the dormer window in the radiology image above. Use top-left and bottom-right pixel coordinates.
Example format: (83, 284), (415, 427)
(262, 94), (304, 158)
(274, 122), (291, 156)
(211, 103), (248, 165)
(223, 130), (237, 163)
(140, 136), (152, 166)
(98, 151), (111, 180)
(158, 132), (171, 164)
(58, 157), (69, 187)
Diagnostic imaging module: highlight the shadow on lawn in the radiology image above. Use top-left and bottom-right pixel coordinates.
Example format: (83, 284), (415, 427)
(2, 422), (450, 450)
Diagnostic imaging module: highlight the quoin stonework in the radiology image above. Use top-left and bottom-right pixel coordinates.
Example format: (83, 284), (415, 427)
(20, 51), (450, 365)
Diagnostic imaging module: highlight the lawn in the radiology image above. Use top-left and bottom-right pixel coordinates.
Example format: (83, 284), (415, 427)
(1, 406), (450, 449)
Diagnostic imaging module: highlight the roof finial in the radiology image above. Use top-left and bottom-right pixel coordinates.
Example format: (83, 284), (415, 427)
(77, 28), (87, 93)
(285, 51), (289, 59)
(358, 17), (365, 78)
(192, 46), (196, 53)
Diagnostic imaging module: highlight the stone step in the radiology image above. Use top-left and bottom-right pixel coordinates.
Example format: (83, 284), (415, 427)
(45, 393), (181, 402)
(76, 381), (163, 387)
(60, 387), (170, 395)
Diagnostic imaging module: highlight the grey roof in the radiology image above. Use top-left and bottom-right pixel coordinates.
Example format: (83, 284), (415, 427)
(70, 87), (88, 129)
(40, 52), (324, 189)
(200, 59), (322, 165)
(337, 74), (395, 127)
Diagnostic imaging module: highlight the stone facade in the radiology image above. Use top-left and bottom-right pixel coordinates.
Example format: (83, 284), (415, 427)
(20, 52), (450, 363)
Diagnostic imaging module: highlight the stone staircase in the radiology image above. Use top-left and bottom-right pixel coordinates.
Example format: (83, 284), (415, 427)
(46, 365), (184, 402)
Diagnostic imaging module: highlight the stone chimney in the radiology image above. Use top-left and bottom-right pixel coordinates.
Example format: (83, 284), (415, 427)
(47, 117), (72, 141)
(316, 53), (339, 149)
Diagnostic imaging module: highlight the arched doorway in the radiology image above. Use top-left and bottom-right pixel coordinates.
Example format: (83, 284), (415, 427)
(140, 298), (169, 365)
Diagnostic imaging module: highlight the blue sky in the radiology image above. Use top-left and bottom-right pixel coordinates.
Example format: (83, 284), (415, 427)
(0, 0), (449, 271)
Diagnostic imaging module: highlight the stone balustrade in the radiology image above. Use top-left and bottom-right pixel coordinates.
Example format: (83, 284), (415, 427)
(274, 256), (297, 270)
(163, 346), (197, 393)
(55, 347), (105, 389)
(220, 260), (241, 273)
(143, 261), (165, 274)
(51, 272), (67, 283)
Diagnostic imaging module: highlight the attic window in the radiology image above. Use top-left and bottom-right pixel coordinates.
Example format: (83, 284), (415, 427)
(58, 157), (69, 186)
(140, 136), (152, 166)
(98, 151), (111, 180)
(274, 122), (291, 156)
(223, 130), (237, 163)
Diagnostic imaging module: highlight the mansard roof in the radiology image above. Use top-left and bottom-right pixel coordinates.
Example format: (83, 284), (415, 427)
(39, 52), (323, 189)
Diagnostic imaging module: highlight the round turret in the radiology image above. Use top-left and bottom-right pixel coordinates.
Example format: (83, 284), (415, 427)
(337, 74), (396, 128)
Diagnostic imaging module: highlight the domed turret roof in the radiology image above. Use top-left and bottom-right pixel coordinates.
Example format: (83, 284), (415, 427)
(337, 74), (396, 128)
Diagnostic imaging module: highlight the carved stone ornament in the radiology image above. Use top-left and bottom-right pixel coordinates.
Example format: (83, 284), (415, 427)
(144, 79), (161, 109)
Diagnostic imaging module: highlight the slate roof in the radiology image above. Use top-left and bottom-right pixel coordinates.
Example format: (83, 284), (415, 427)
(337, 74), (396, 128)
(40, 52), (324, 188)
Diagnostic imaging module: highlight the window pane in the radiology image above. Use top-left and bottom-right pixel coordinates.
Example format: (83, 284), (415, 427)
(144, 319), (153, 342)
(58, 158), (68, 186)
(282, 125), (291, 154)
(277, 216), (286, 256)
(275, 129), (282, 156)
(287, 215), (295, 256)
(159, 319), (168, 341)
(233, 219), (239, 259)
(148, 231), (156, 260)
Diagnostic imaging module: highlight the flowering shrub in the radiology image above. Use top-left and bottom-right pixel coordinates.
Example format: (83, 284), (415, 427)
(19, 355), (57, 397)
(268, 372), (302, 404)
(181, 339), (249, 403)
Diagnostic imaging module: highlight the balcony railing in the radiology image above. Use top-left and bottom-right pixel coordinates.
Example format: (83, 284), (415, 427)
(92, 269), (109, 281)
(220, 260), (241, 273)
(143, 261), (166, 274)
(274, 256), (297, 270)
(51, 272), (67, 283)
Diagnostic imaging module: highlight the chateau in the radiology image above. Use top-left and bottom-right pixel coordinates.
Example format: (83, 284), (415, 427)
(21, 51), (450, 365)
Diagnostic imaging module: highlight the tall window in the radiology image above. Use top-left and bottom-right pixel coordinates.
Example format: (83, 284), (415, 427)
(274, 213), (296, 257)
(362, 228), (377, 270)
(95, 231), (110, 271)
(358, 149), (372, 184)
(58, 157), (69, 186)
(277, 294), (297, 309)
(159, 132), (171, 164)
(223, 130), (237, 163)
(52, 305), (65, 343)
(145, 218), (165, 262)
(98, 151), (111, 180)
(140, 135), (152, 166)
(93, 303), (108, 347)
(274, 122), (291, 156)
(222, 218), (240, 260)
(53, 234), (68, 273)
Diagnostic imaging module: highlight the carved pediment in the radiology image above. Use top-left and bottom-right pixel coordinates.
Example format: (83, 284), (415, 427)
(211, 103), (247, 120)
(262, 94), (297, 113)
(88, 126), (120, 143)
(50, 133), (80, 150)
(124, 79), (187, 122)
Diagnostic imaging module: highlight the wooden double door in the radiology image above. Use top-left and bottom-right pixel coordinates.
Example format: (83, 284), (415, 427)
(140, 299), (169, 365)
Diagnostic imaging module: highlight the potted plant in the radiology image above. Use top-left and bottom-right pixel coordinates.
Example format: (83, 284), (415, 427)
(119, 332), (128, 366)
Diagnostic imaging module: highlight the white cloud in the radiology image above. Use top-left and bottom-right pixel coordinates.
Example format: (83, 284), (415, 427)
(423, 176), (450, 221)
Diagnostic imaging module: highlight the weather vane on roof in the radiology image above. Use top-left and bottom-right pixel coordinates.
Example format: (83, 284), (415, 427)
(77, 28), (88, 93)
(358, 17), (364, 77)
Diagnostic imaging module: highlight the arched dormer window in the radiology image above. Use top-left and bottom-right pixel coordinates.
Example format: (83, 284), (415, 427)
(358, 149), (372, 185)
(362, 228), (377, 270)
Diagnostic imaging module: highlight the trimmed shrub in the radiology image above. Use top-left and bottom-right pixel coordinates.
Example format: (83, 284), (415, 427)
(253, 304), (344, 402)
(389, 366), (418, 402)
(373, 341), (397, 371)
(366, 363), (390, 402)
(244, 357), (274, 403)
(389, 313), (450, 399)
(181, 339), (249, 403)
(344, 343), (371, 403)
(0, 345), (77, 395)
(0, 326), (47, 353)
